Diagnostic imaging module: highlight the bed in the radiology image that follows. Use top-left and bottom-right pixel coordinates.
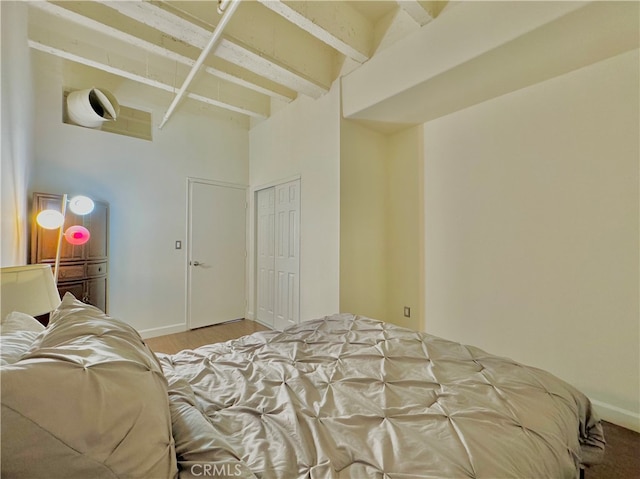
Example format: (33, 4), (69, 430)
(1, 294), (605, 478)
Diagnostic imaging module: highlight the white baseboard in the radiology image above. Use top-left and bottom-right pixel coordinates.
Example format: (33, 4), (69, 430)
(138, 322), (186, 339)
(590, 398), (640, 432)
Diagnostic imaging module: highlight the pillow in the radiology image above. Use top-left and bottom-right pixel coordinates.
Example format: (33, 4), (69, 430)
(0, 311), (45, 334)
(0, 331), (41, 366)
(1, 293), (178, 479)
(0, 312), (45, 365)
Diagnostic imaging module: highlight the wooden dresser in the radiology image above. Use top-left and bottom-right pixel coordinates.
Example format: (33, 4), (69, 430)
(30, 193), (109, 313)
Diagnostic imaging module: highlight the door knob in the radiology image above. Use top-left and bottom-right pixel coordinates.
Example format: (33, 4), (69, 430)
(191, 261), (202, 266)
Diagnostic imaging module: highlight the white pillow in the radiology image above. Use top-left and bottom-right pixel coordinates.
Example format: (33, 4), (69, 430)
(0, 331), (41, 365)
(1, 293), (177, 479)
(0, 311), (45, 334)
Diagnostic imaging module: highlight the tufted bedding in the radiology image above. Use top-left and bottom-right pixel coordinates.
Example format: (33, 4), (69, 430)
(1, 297), (605, 478)
(158, 314), (605, 479)
(1, 294), (177, 479)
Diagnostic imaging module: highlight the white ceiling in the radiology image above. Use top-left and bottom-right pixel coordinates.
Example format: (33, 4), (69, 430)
(27, 0), (449, 127)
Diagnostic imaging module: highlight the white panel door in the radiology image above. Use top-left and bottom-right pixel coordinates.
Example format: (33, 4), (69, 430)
(274, 180), (300, 330)
(188, 180), (246, 329)
(256, 187), (275, 326)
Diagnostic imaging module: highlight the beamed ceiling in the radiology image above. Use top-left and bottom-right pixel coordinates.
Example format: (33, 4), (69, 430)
(27, 0), (448, 127)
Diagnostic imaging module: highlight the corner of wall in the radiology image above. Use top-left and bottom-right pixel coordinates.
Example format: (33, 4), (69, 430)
(1, 1), (33, 266)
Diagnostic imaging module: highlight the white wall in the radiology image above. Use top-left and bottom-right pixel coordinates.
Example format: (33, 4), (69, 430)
(1, 2), (33, 266)
(248, 86), (341, 323)
(424, 50), (639, 431)
(29, 53), (249, 334)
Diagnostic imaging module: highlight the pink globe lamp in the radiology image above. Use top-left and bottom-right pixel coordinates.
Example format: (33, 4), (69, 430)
(64, 225), (91, 245)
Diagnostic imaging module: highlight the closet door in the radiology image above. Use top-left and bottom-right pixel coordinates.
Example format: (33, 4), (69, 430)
(256, 187), (275, 326)
(274, 180), (300, 330)
(256, 179), (300, 330)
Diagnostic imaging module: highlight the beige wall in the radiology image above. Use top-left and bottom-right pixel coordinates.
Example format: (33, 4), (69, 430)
(340, 120), (388, 320)
(339, 121), (423, 330)
(387, 126), (423, 330)
(423, 49), (639, 430)
(342, 1), (594, 124)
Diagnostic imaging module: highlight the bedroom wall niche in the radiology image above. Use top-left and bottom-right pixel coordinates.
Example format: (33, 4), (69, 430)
(340, 120), (423, 331)
(340, 120), (388, 322)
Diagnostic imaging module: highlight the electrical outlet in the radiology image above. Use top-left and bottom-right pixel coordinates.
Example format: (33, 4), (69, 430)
(175, 240), (182, 250)
(403, 306), (411, 318)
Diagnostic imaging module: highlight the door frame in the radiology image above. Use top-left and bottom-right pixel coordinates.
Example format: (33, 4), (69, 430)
(186, 177), (248, 330)
(250, 175), (301, 328)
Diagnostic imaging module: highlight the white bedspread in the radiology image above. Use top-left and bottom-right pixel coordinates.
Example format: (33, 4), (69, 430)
(158, 314), (604, 479)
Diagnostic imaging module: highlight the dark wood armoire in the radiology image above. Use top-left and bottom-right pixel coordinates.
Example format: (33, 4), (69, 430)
(30, 193), (109, 314)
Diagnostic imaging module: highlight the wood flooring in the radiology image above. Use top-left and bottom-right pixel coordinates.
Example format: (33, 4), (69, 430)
(144, 319), (270, 355)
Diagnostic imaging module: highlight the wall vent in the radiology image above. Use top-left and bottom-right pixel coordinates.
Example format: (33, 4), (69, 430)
(63, 90), (152, 141)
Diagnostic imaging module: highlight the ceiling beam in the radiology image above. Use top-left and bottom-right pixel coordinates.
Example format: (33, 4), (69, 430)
(397, 0), (434, 26)
(97, 0), (207, 49)
(161, 0), (335, 91)
(257, 0), (371, 63)
(34, 1), (293, 103)
(215, 39), (327, 99)
(100, 0), (329, 98)
(29, 40), (266, 119)
(27, 11), (269, 120)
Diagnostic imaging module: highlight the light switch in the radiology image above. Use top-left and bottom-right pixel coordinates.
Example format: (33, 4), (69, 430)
(175, 240), (182, 249)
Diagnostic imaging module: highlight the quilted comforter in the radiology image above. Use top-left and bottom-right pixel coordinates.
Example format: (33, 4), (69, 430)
(158, 314), (605, 479)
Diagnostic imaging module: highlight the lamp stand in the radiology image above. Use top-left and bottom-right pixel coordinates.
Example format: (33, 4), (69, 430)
(53, 193), (68, 286)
